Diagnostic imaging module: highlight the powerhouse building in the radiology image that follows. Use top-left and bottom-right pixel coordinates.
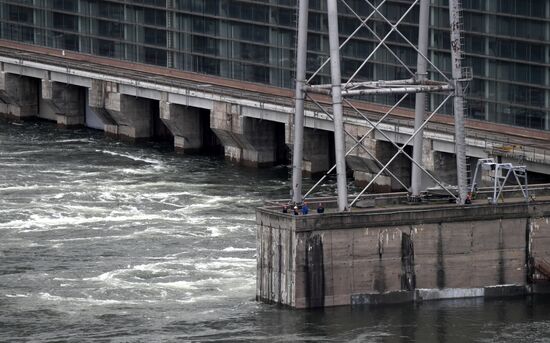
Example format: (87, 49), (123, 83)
(0, 0), (548, 131)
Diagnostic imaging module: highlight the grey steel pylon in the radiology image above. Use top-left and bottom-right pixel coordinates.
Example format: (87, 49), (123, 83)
(291, 0), (308, 205)
(291, 0), (471, 210)
(411, 0), (430, 198)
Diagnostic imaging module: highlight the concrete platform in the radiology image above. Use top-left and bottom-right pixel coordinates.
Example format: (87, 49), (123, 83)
(256, 185), (550, 308)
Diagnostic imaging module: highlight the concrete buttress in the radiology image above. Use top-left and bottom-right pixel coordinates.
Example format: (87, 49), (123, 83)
(344, 124), (412, 192)
(103, 85), (153, 141)
(285, 124), (332, 174)
(0, 72), (38, 120)
(160, 97), (203, 153)
(41, 79), (85, 127)
(210, 101), (279, 167)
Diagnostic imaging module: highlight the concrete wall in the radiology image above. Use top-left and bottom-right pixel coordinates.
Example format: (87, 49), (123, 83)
(210, 101), (283, 167)
(0, 72), (39, 119)
(257, 200), (550, 308)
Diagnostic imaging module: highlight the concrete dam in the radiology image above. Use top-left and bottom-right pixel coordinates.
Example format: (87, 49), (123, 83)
(0, 41), (549, 186)
(1, 41), (550, 310)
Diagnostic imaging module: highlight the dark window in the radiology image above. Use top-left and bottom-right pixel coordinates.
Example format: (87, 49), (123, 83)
(53, 0), (78, 12)
(52, 13), (78, 31)
(144, 47), (166, 66)
(144, 27), (166, 46)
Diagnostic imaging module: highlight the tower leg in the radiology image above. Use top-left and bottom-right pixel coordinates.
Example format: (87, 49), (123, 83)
(327, 0), (348, 211)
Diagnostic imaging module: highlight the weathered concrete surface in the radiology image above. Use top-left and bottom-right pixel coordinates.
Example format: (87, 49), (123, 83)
(211, 102), (281, 167)
(0, 72), (38, 119)
(104, 90), (153, 140)
(256, 198), (550, 308)
(41, 80), (85, 127)
(256, 214), (296, 306)
(345, 127), (411, 191)
(285, 124), (332, 174)
(160, 99), (203, 153)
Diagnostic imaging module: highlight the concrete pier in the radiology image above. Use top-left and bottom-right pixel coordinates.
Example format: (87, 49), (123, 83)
(160, 98), (203, 153)
(0, 72), (38, 120)
(256, 189), (550, 308)
(41, 80), (85, 127)
(210, 102), (282, 167)
(104, 89), (154, 141)
(302, 128), (332, 174)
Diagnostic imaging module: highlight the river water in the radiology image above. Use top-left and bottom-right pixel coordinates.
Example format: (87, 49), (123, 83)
(1, 119), (550, 342)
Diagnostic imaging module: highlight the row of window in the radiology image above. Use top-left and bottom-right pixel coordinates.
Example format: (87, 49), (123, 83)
(0, 0), (547, 131)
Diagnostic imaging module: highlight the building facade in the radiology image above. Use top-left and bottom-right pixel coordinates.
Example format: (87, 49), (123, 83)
(0, 0), (548, 131)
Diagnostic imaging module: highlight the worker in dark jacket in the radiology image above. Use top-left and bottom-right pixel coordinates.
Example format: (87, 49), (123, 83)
(301, 202), (309, 215)
(317, 203), (325, 214)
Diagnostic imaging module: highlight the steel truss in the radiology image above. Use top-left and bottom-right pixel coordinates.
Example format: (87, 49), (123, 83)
(291, 0), (472, 211)
(470, 158), (529, 205)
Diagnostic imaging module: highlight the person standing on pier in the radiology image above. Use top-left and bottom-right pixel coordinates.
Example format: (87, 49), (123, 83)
(317, 203), (325, 214)
(301, 202), (309, 215)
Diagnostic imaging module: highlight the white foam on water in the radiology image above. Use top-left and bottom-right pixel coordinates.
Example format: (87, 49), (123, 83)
(96, 149), (162, 165)
(206, 227), (221, 237)
(0, 184), (53, 192)
(37, 170), (75, 176)
(55, 138), (91, 143)
(53, 278), (79, 281)
(47, 233), (136, 243)
(117, 168), (151, 175)
(205, 196), (227, 204)
(0, 149), (45, 156)
(132, 260), (194, 272)
(3, 212), (183, 231)
(39, 292), (137, 305)
(184, 216), (208, 225)
(84, 270), (127, 287)
(195, 257), (255, 272)
(5, 293), (29, 298)
(174, 294), (228, 304)
(222, 247), (256, 252)
(155, 280), (199, 290)
(224, 225), (245, 233)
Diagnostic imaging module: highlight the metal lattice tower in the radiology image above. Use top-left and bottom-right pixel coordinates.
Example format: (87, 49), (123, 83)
(291, 0), (471, 212)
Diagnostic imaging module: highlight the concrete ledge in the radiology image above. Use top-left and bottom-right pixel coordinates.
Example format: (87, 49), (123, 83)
(416, 288), (484, 301)
(352, 291), (414, 305)
(351, 285), (529, 306)
(530, 283), (550, 294)
(484, 284), (527, 298)
(289, 201), (550, 232)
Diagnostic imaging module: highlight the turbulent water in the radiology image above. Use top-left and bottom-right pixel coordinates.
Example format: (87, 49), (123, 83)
(1, 119), (550, 342)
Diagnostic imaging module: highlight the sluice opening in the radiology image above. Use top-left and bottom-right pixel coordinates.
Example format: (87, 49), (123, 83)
(150, 99), (172, 143)
(200, 108), (223, 155)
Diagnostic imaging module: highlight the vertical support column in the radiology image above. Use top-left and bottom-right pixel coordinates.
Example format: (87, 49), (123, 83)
(291, 0), (309, 205)
(449, 0), (468, 204)
(411, 0), (430, 198)
(326, 0), (348, 211)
